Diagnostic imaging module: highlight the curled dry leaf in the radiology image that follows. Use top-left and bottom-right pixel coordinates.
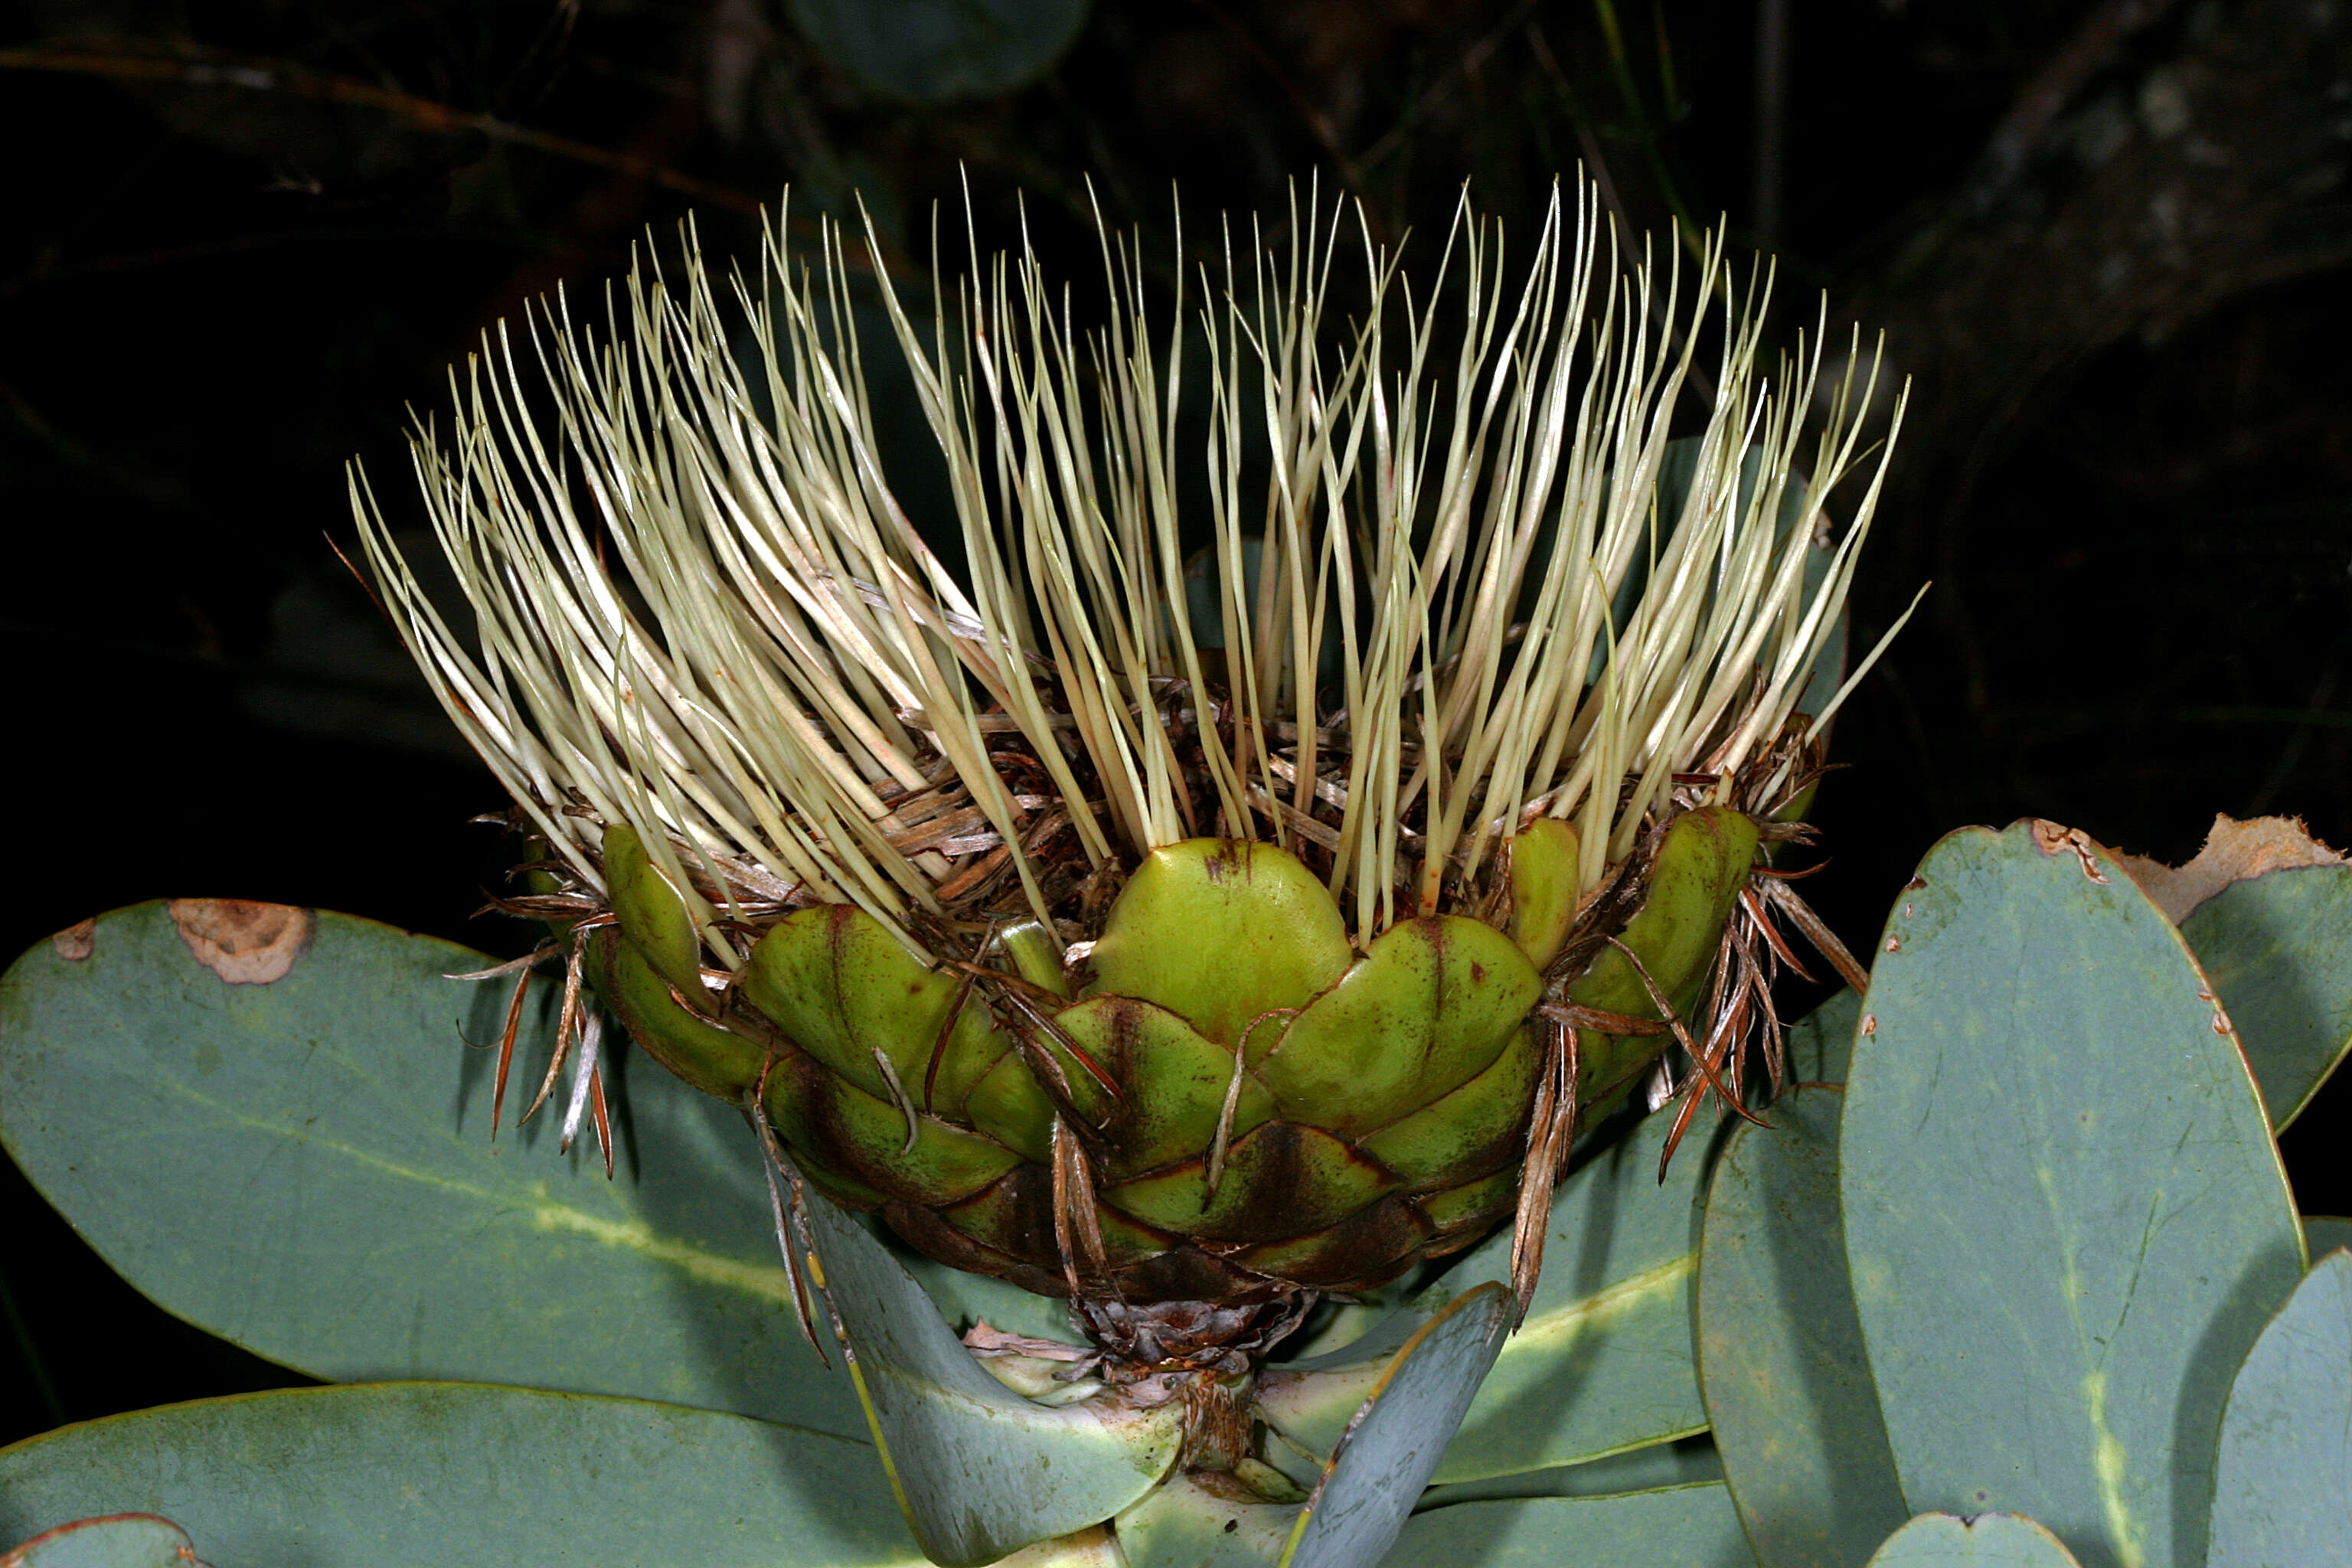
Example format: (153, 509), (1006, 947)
(2117, 813), (2346, 924)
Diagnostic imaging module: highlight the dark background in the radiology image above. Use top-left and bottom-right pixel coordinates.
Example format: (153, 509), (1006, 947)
(5, 0), (2349, 1448)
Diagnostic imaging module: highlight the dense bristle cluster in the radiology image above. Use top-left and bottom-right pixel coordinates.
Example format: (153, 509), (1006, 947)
(354, 179), (1912, 965)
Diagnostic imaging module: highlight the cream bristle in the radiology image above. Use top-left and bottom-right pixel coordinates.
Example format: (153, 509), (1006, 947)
(351, 177), (1906, 959)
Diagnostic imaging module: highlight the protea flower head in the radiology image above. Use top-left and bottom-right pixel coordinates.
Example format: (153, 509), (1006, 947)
(352, 178), (1908, 1364)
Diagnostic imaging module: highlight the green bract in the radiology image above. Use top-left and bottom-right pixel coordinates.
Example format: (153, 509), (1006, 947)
(590, 818), (1765, 1308)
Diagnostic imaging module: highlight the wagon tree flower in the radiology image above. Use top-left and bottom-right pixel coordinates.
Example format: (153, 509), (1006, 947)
(352, 178), (1906, 1461)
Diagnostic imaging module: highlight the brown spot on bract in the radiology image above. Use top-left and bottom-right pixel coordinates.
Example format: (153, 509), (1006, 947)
(51, 919), (96, 961)
(169, 899), (315, 985)
(2030, 819), (2110, 884)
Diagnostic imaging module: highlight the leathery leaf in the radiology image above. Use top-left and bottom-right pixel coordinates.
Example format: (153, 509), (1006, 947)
(0, 1383), (918, 1566)
(1114, 1473), (1304, 1568)
(1387, 1482), (1753, 1568)
(2178, 864), (2352, 1130)
(798, 1176), (1183, 1566)
(1863, 1513), (2084, 1567)
(1841, 821), (2305, 1568)
(2204, 1249), (2352, 1567)
(1698, 1084), (1906, 1568)
(0, 1514), (203, 1568)
(1281, 1283), (1515, 1568)
(0, 900), (868, 1438)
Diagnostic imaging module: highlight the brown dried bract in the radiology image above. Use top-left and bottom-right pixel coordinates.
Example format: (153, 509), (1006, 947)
(168, 899), (316, 985)
(2116, 813), (2346, 924)
(51, 919), (96, 961)
(2030, 819), (2111, 884)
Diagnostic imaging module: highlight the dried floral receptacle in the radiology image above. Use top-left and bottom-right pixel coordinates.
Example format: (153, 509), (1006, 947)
(354, 178), (1909, 1471)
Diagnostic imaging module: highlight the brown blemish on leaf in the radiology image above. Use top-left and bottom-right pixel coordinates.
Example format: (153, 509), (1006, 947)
(168, 899), (315, 985)
(1861, 1013), (1877, 1036)
(2030, 819), (2111, 884)
(2116, 812), (2346, 924)
(1884, 935), (1901, 953)
(51, 919), (96, 961)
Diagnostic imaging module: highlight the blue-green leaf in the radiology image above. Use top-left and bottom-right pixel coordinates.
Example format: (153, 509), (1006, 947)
(2179, 865), (2352, 1129)
(1863, 1512), (2083, 1566)
(0, 901), (868, 1438)
(1116, 1472), (1302, 1568)
(2308, 1217), (2351, 1257)
(1699, 1085), (1906, 1568)
(0, 1383), (918, 1566)
(1841, 822), (2306, 1568)
(2206, 1249), (2352, 1566)
(1282, 1285), (1514, 1568)
(1414, 1436), (1723, 1509)
(1426, 1101), (1716, 1481)
(801, 1186), (1181, 1566)
(1, 1514), (204, 1568)
(1785, 989), (1863, 1086)
(1387, 1481), (1753, 1567)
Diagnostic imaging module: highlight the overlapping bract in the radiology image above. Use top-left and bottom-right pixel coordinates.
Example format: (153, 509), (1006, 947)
(593, 808), (1759, 1302)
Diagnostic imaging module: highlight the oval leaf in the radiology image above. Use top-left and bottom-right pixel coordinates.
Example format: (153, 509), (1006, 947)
(1786, 988), (1863, 1086)
(0, 1383), (916, 1566)
(1282, 1283), (1514, 1568)
(1699, 1085), (1906, 1568)
(800, 1184), (1181, 1566)
(2179, 865), (2352, 1129)
(1387, 1481), (1753, 1567)
(1415, 1436), (1723, 1509)
(1841, 822), (2306, 1568)
(2206, 1250), (2352, 1566)
(0, 902), (867, 1437)
(1436, 1098), (1716, 1481)
(1864, 1512), (2083, 1567)
(1, 1514), (204, 1568)
(1116, 1472), (1302, 1568)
